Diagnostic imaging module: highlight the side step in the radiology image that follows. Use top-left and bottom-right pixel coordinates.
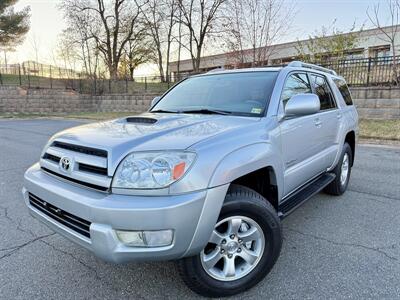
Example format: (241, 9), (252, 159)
(278, 173), (336, 219)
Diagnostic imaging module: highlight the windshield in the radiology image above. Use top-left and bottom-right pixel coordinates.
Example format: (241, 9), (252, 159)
(151, 72), (278, 117)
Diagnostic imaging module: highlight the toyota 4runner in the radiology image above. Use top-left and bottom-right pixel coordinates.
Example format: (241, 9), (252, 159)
(23, 61), (358, 297)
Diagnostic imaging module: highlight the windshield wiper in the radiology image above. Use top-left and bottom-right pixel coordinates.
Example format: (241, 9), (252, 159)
(151, 109), (180, 113)
(152, 108), (232, 115)
(179, 108), (232, 115)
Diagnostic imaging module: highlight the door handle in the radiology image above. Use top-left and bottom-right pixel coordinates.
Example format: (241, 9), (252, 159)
(314, 118), (322, 127)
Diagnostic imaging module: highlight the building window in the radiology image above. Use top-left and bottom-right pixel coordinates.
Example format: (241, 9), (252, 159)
(369, 45), (391, 58)
(344, 49), (364, 60)
(271, 59), (282, 65)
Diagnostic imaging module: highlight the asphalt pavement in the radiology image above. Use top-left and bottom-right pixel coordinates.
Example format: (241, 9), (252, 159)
(0, 119), (399, 299)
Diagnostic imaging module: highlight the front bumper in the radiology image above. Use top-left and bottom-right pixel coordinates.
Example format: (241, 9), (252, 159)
(23, 163), (228, 263)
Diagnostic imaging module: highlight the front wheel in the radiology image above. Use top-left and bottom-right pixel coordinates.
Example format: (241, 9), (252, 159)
(177, 185), (282, 297)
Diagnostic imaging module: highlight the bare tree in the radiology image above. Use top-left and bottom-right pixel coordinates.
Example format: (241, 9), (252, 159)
(120, 36), (153, 79)
(176, 7), (183, 77)
(29, 33), (40, 63)
(137, 0), (178, 82)
(57, 33), (77, 72)
(177, 0), (227, 73)
(59, 4), (102, 77)
(367, 0), (400, 84)
(61, 0), (148, 79)
(224, 0), (294, 67)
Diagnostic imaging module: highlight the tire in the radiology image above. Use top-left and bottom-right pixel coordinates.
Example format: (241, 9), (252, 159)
(324, 142), (353, 196)
(177, 184), (282, 298)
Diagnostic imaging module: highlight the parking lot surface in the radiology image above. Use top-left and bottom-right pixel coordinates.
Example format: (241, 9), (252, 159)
(0, 119), (399, 299)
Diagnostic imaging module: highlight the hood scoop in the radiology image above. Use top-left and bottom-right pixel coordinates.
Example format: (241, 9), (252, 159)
(126, 117), (158, 124)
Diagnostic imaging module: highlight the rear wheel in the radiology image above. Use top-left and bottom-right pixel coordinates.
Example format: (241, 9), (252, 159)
(177, 185), (282, 297)
(325, 142), (353, 195)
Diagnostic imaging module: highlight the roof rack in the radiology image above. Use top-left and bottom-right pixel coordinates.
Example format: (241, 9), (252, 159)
(287, 61), (337, 76)
(207, 66), (225, 73)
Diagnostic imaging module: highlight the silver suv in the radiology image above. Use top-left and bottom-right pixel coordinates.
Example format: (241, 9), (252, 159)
(23, 62), (358, 297)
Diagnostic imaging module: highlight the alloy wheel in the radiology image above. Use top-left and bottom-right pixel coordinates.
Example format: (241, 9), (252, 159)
(200, 216), (265, 281)
(340, 153), (350, 186)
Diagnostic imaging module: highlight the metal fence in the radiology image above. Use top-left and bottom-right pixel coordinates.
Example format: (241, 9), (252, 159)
(0, 63), (175, 94)
(317, 56), (399, 86)
(0, 56), (399, 94)
(0, 61), (80, 80)
(77, 75), (176, 94)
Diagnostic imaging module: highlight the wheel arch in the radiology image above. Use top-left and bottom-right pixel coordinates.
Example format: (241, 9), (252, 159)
(208, 143), (283, 207)
(344, 130), (356, 166)
(230, 166), (279, 210)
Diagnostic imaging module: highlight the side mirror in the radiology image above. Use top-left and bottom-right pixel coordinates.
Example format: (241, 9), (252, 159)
(151, 96), (161, 108)
(285, 94), (320, 116)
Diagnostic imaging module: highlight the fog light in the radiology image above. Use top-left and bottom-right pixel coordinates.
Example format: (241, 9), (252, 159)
(116, 229), (173, 247)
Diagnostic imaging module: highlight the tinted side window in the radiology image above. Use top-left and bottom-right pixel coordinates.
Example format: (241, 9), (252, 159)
(333, 78), (353, 105)
(281, 73), (311, 107)
(310, 75), (336, 110)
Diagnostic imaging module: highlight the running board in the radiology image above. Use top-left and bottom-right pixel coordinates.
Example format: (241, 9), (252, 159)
(278, 173), (336, 219)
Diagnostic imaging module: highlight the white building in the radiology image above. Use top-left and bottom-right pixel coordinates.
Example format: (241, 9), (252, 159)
(169, 25), (399, 76)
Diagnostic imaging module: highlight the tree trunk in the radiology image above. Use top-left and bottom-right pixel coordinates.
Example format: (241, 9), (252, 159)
(166, 48), (170, 83)
(391, 40), (398, 85)
(252, 46), (256, 67)
(177, 40), (181, 80)
(109, 63), (118, 80)
(166, 30), (172, 83)
(176, 11), (182, 80)
(194, 45), (202, 73)
(158, 62), (165, 82)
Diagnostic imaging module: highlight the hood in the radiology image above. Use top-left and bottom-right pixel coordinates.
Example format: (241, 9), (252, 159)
(51, 112), (260, 165)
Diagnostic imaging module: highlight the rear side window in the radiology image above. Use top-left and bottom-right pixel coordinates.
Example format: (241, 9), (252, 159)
(333, 78), (353, 105)
(281, 73), (311, 107)
(310, 74), (336, 110)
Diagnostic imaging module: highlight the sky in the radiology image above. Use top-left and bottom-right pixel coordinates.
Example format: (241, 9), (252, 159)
(5, 0), (396, 75)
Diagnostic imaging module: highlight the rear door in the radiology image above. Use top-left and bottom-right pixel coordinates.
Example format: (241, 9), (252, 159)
(309, 73), (340, 168)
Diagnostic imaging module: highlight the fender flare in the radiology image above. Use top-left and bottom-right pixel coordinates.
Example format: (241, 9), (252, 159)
(208, 142), (284, 199)
(330, 116), (357, 170)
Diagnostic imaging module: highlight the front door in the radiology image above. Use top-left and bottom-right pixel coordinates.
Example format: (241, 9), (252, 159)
(279, 72), (327, 196)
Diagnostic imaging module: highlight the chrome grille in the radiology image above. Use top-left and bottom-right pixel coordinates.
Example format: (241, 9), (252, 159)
(40, 141), (110, 192)
(43, 153), (60, 163)
(29, 193), (91, 238)
(41, 167), (109, 191)
(52, 141), (107, 157)
(78, 163), (108, 176)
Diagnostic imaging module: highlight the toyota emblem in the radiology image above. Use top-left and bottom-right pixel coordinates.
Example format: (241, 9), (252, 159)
(59, 156), (72, 172)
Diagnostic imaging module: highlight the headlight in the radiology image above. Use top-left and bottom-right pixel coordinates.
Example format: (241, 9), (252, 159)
(112, 151), (196, 189)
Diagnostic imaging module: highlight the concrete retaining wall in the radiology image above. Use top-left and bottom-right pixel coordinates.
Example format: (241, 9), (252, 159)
(0, 86), (157, 114)
(351, 87), (400, 119)
(0, 86), (399, 119)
